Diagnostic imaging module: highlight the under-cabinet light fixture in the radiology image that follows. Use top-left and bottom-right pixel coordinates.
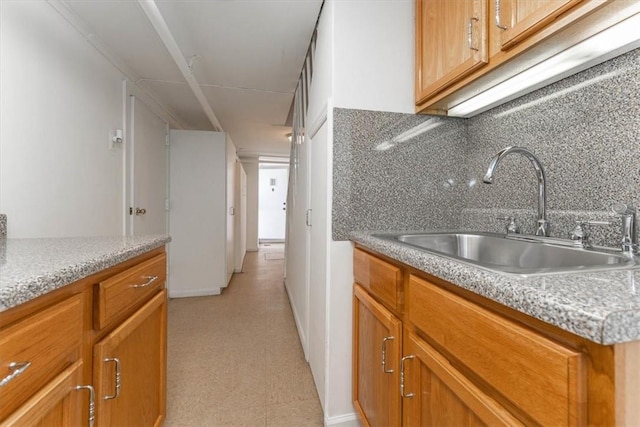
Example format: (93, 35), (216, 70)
(447, 14), (640, 118)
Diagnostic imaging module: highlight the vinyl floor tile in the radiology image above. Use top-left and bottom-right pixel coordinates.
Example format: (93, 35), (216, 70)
(165, 244), (323, 426)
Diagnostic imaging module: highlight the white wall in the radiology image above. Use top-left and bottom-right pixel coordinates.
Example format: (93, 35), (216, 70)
(306, 0), (334, 127)
(0, 1), (125, 238)
(292, 1), (415, 425)
(241, 159), (260, 251)
(333, 0), (414, 113)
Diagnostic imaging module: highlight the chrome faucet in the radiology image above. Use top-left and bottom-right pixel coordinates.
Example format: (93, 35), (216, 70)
(612, 203), (638, 254)
(483, 146), (549, 237)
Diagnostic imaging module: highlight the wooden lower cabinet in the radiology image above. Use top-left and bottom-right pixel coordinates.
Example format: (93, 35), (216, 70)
(353, 246), (626, 426)
(402, 330), (522, 427)
(1, 247), (167, 426)
(1, 361), (85, 426)
(94, 290), (167, 427)
(353, 284), (402, 427)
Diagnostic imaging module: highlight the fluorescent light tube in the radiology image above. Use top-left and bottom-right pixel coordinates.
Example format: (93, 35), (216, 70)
(448, 13), (640, 117)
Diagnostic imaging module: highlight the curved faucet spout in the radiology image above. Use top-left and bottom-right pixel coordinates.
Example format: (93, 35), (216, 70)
(483, 146), (548, 236)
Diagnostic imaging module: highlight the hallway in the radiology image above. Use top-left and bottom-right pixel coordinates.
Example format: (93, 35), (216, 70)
(165, 244), (323, 426)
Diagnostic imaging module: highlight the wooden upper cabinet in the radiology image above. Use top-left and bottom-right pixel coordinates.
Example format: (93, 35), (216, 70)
(497, 0), (584, 49)
(415, 0), (488, 105)
(414, 0), (632, 113)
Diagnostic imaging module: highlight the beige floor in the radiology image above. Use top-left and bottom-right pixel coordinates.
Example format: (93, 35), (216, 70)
(165, 244), (324, 426)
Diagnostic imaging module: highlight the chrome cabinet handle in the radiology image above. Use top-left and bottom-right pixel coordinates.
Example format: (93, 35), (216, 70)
(381, 336), (395, 374)
(0, 361), (32, 387)
(75, 384), (96, 427)
(132, 275), (158, 288)
(400, 355), (415, 398)
(135, 207), (146, 216)
(495, 0), (508, 29)
(103, 357), (121, 400)
(467, 17), (479, 51)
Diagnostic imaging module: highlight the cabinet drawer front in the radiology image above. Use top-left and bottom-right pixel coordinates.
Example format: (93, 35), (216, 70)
(408, 275), (585, 426)
(354, 248), (401, 310)
(0, 294), (83, 421)
(96, 253), (166, 330)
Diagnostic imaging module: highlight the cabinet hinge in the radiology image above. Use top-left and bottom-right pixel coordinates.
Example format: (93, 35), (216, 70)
(129, 207), (133, 215)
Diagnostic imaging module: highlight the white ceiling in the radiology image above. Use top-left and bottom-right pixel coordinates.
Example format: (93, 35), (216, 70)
(63, 0), (323, 157)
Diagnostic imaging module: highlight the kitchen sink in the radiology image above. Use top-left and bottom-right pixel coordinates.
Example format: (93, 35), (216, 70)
(373, 232), (637, 276)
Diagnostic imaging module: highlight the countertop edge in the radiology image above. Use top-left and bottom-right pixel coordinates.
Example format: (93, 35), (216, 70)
(350, 231), (640, 346)
(0, 235), (171, 312)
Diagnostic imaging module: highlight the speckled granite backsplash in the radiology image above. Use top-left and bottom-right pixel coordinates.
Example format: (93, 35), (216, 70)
(333, 48), (640, 246)
(0, 214), (6, 237)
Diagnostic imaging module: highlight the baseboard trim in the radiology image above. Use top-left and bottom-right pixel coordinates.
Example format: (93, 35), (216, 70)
(168, 288), (221, 298)
(284, 279), (308, 360)
(325, 412), (360, 427)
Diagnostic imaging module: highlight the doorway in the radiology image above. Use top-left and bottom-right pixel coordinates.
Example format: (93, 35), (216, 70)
(258, 163), (289, 243)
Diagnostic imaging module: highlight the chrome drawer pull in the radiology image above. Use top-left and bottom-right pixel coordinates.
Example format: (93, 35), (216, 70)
(400, 355), (415, 398)
(132, 275), (158, 288)
(75, 385), (96, 427)
(381, 336), (395, 373)
(104, 357), (121, 400)
(0, 361), (32, 387)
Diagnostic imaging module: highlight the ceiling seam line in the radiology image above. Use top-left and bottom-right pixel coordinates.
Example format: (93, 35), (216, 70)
(136, 79), (292, 95)
(136, 0), (223, 132)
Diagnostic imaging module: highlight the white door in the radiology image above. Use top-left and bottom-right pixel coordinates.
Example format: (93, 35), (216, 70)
(308, 121), (328, 405)
(168, 130), (227, 297)
(284, 134), (311, 359)
(225, 136), (236, 286)
(258, 165), (289, 241)
(129, 96), (168, 235)
(234, 162), (247, 272)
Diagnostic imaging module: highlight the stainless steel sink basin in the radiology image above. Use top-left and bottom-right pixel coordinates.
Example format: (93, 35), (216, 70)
(373, 232), (636, 276)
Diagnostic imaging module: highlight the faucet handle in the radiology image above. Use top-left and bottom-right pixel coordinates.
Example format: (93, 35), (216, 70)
(569, 220), (611, 248)
(612, 203), (636, 215)
(496, 215), (519, 234)
(611, 203), (638, 253)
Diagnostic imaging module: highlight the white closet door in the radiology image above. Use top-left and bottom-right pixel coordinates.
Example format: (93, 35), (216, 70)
(225, 136), (236, 286)
(308, 120), (328, 407)
(129, 96), (168, 235)
(169, 130), (227, 297)
(234, 162), (247, 272)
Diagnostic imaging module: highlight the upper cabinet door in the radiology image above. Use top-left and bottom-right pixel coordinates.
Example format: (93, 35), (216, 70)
(415, 0), (488, 105)
(496, 0), (584, 49)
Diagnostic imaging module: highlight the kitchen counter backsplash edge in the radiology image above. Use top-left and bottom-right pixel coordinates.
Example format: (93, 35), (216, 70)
(0, 214), (6, 237)
(350, 230), (640, 346)
(0, 235), (171, 312)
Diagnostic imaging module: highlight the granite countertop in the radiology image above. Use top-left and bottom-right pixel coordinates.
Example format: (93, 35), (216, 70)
(0, 235), (171, 312)
(351, 231), (640, 346)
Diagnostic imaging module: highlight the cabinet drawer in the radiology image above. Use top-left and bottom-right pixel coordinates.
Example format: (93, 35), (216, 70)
(408, 275), (585, 426)
(96, 253), (166, 330)
(353, 248), (401, 310)
(0, 294), (83, 421)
